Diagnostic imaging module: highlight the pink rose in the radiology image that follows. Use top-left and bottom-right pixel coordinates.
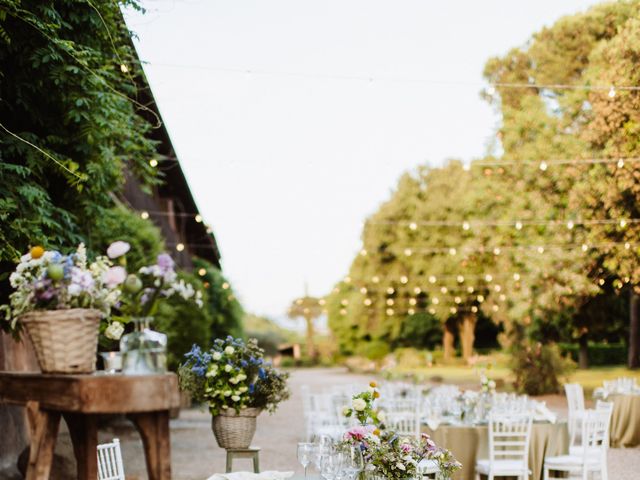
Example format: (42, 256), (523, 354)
(104, 266), (127, 287)
(107, 241), (130, 259)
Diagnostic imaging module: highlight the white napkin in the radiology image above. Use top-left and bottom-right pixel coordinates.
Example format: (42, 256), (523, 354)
(535, 403), (557, 424)
(207, 471), (294, 480)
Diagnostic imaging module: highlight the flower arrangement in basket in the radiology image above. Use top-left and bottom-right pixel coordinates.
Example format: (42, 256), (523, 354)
(340, 383), (461, 480)
(178, 336), (290, 448)
(0, 244), (121, 373)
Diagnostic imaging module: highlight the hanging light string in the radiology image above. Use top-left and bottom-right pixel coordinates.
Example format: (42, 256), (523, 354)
(367, 217), (640, 229)
(143, 61), (640, 94)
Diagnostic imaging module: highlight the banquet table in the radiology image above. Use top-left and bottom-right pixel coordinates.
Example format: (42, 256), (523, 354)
(423, 421), (569, 480)
(606, 393), (640, 448)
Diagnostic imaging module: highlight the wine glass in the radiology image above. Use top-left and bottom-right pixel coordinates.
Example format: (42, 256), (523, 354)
(341, 445), (364, 480)
(298, 442), (313, 480)
(312, 435), (334, 470)
(320, 451), (343, 480)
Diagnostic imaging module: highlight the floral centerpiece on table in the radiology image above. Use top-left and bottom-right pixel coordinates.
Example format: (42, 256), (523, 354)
(178, 336), (290, 449)
(101, 241), (203, 342)
(340, 383), (461, 480)
(0, 244), (120, 336)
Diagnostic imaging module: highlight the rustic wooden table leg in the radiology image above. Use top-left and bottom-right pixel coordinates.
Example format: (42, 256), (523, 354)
(25, 405), (61, 480)
(128, 411), (172, 480)
(63, 413), (98, 480)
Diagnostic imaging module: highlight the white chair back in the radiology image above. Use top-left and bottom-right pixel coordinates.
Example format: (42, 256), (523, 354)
(488, 412), (533, 469)
(580, 409), (610, 463)
(97, 438), (125, 480)
(386, 411), (420, 439)
(564, 383), (585, 447)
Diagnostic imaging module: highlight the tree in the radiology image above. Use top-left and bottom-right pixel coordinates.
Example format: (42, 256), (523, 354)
(288, 294), (324, 360)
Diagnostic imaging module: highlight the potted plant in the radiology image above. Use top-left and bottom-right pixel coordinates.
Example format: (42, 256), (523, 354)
(178, 336), (290, 448)
(0, 243), (121, 373)
(340, 384), (461, 480)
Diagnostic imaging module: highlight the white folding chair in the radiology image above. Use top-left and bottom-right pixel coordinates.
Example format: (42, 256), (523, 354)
(386, 410), (421, 440)
(569, 401), (613, 456)
(97, 438), (125, 480)
(475, 412), (533, 480)
(564, 383), (585, 448)
(543, 409), (609, 480)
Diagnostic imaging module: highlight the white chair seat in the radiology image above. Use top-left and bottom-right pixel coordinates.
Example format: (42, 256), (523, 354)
(568, 446), (604, 456)
(418, 459), (439, 474)
(475, 459), (531, 476)
(544, 455), (601, 470)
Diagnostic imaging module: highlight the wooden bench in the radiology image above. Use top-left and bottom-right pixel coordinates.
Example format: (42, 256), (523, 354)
(0, 372), (180, 480)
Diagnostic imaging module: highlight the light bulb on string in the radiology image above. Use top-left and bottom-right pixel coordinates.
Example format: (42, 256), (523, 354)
(477, 295), (485, 303)
(539, 161), (548, 171)
(450, 307), (457, 314)
(537, 246), (545, 254)
(449, 248), (457, 256)
(598, 278), (605, 286)
(360, 287), (368, 294)
(432, 297), (439, 305)
(140, 211), (149, 219)
(567, 220), (574, 230)
(343, 276), (351, 283)
(319, 299), (326, 306)
(372, 276), (380, 283)
(175, 243), (185, 252)
(515, 221), (523, 230)
(513, 273), (521, 281)
(429, 276), (437, 284)
(408, 308), (415, 315)
(404, 248), (413, 257)
(364, 298), (372, 306)
(467, 286), (475, 293)
(386, 299), (394, 306)
(409, 298), (417, 306)
(400, 275), (409, 284)
(625, 242), (631, 250)
(414, 287), (422, 294)
(620, 219), (627, 228)
(120, 64), (129, 73)
(499, 294), (507, 301)
(409, 222), (418, 231)
(492, 305), (499, 312)
(608, 86), (616, 98)
(387, 287), (395, 295)
(195, 214), (203, 223)
(471, 306), (479, 313)
(360, 249), (368, 256)
(386, 308), (394, 316)
(494, 284), (502, 292)
(462, 221), (470, 231)
(493, 247), (501, 255)
(428, 308), (436, 315)
(617, 158), (625, 168)
(341, 299), (349, 306)
(486, 85), (496, 96)
(581, 244), (589, 252)
(340, 309), (347, 316)
(485, 274), (493, 282)
(440, 286), (448, 294)
(457, 275), (465, 283)
(454, 296), (461, 304)
(149, 159), (158, 168)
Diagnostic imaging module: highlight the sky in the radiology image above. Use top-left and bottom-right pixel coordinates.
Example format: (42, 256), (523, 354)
(124, 0), (602, 323)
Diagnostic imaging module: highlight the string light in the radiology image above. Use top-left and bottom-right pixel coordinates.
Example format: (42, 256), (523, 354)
(386, 299), (394, 306)
(149, 159), (158, 167)
(462, 221), (470, 231)
(364, 298), (372, 306)
(372, 276), (380, 283)
(408, 308), (415, 315)
(198, 268), (206, 276)
(409, 222), (418, 231)
(567, 220), (574, 230)
(400, 275), (409, 284)
(457, 275), (465, 283)
(620, 219), (627, 228)
(360, 287), (368, 294)
(608, 86), (616, 98)
(222, 282), (230, 290)
(195, 214), (203, 223)
(617, 158), (625, 168)
(360, 249), (368, 256)
(429, 276), (437, 283)
(386, 308), (394, 316)
(404, 248), (413, 256)
(539, 161), (548, 171)
(371, 217), (640, 228)
(140, 211), (149, 219)
(386, 287), (395, 294)
(414, 287), (422, 294)
(515, 221), (523, 230)
(440, 286), (448, 294)
(120, 64), (129, 73)
(513, 273), (521, 281)
(175, 243), (185, 252)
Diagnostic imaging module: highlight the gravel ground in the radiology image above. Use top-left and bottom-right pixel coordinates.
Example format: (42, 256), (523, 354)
(102, 367), (640, 480)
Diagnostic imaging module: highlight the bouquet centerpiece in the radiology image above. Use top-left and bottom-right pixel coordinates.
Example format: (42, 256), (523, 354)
(340, 382), (461, 480)
(178, 336), (290, 448)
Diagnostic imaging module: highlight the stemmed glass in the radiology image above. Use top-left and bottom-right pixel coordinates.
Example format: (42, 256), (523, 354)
(320, 450), (343, 480)
(341, 445), (364, 480)
(312, 434), (334, 470)
(298, 442), (314, 480)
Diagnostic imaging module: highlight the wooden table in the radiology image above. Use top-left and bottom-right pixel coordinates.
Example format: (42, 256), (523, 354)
(0, 372), (180, 480)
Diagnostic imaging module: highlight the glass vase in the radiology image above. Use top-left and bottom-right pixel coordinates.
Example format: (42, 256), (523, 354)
(119, 317), (167, 375)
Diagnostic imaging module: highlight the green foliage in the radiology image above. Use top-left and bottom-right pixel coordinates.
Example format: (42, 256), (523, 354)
(244, 313), (298, 356)
(0, 0), (158, 264)
(356, 340), (391, 361)
(395, 312), (442, 350)
(193, 258), (244, 338)
(87, 204), (165, 271)
(510, 342), (575, 395)
(154, 270), (211, 370)
(559, 343), (628, 367)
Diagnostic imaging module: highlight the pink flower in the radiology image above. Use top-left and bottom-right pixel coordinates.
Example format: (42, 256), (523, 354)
(107, 241), (130, 259)
(104, 266), (127, 288)
(400, 443), (413, 454)
(344, 426), (369, 441)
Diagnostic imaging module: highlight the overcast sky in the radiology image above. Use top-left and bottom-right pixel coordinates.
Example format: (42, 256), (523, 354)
(125, 0), (602, 323)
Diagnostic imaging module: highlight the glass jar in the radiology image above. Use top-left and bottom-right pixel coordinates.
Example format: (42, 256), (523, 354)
(119, 317), (167, 375)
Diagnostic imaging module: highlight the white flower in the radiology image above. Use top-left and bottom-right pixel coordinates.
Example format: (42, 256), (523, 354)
(396, 463), (405, 471)
(224, 346), (235, 355)
(68, 284), (82, 297)
(206, 366), (218, 377)
(106, 241), (130, 259)
(237, 373), (247, 381)
(103, 266), (126, 288)
(213, 352), (222, 361)
(105, 322), (125, 340)
(223, 390), (232, 397)
(352, 398), (367, 411)
(231, 395), (241, 402)
(378, 411), (386, 423)
(239, 386), (248, 393)
(224, 364), (232, 372)
(229, 377), (239, 385)
(342, 406), (351, 416)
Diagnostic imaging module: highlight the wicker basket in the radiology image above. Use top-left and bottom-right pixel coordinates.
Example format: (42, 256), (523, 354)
(211, 408), (261, 449)
(20, 308), (101, 374)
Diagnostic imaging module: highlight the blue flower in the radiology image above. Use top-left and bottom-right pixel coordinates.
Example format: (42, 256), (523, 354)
(191, 365), (207, 377)
(258, 367), (266, 380)
(249, 383), (255, 393)
(185, 344), (202, 360)
(240, 360), (248, 367)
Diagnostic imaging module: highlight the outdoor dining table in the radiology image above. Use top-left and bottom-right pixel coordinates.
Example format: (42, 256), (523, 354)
(605, 393), (640, 448)
(423, 420), (569, 480)
(0, 371), (180, 480)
